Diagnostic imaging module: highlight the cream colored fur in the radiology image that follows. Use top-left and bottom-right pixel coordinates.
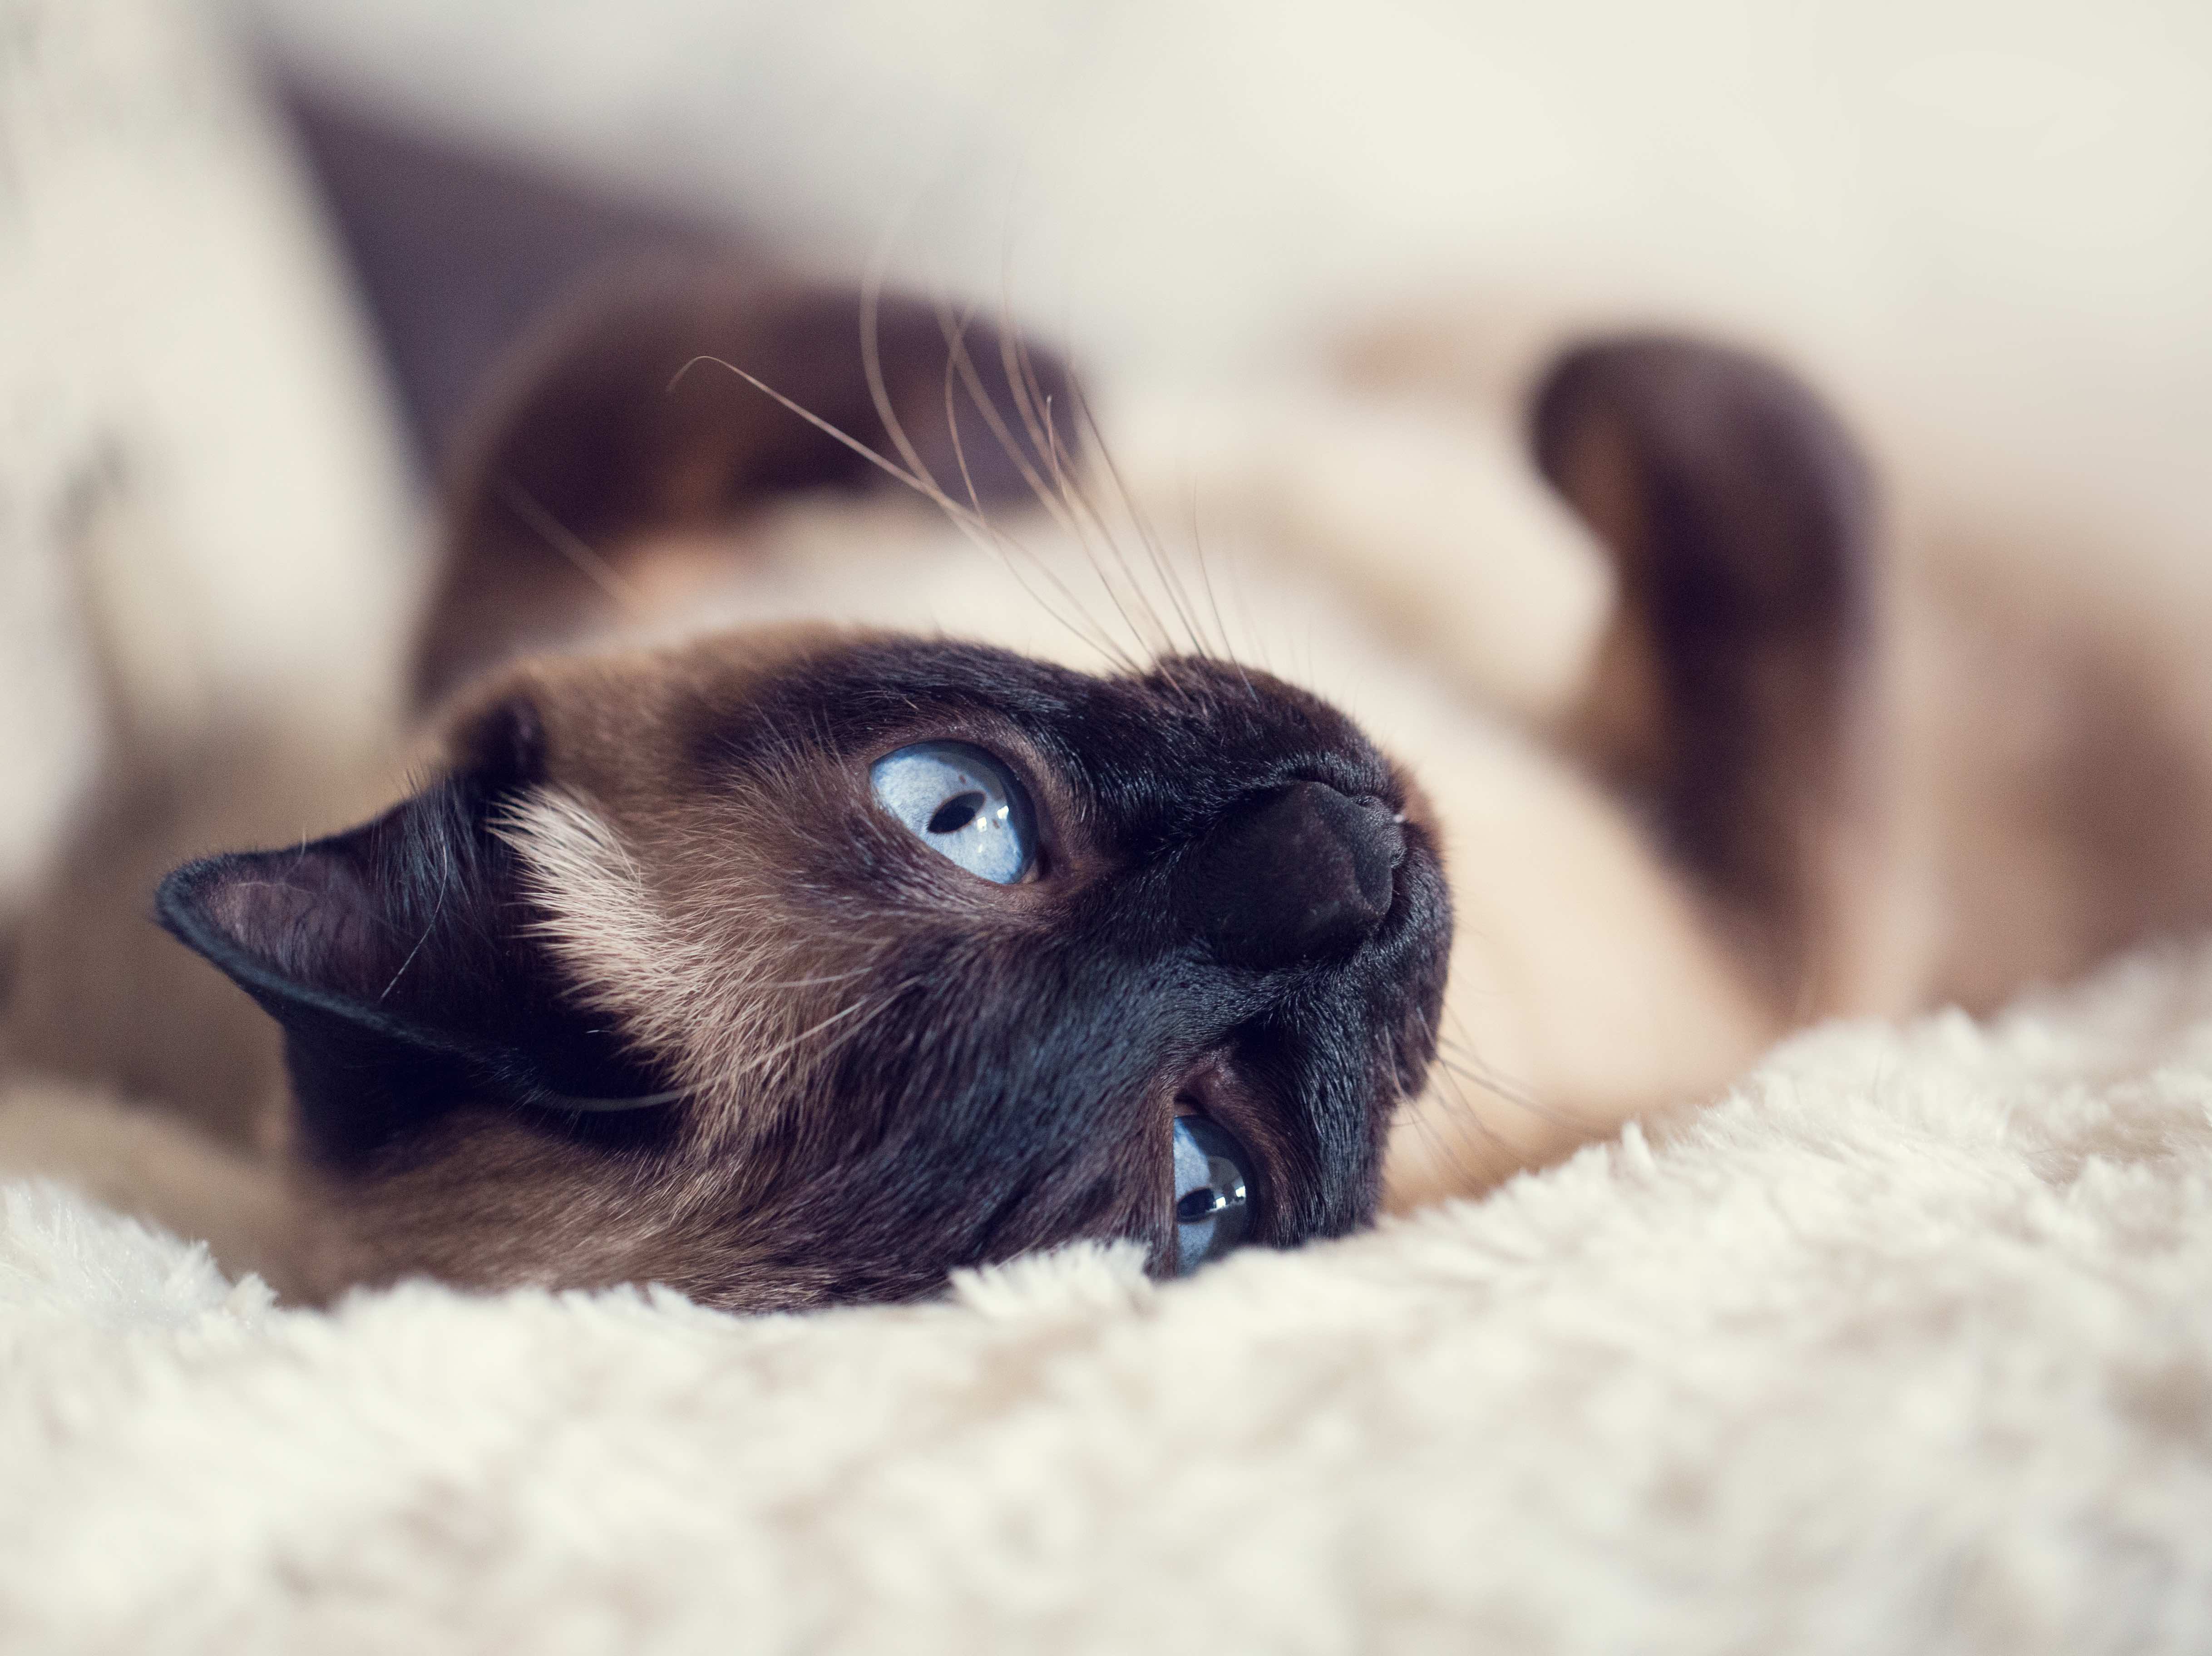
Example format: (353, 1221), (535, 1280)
(500, 783), (893, 1149)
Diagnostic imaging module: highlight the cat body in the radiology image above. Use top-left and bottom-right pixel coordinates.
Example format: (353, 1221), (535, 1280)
(393, 272), (2212, 1221)
(8, 270), (2210, 1303)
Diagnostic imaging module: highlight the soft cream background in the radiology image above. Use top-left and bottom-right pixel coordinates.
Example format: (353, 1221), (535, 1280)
(10, 0), (2204, 916)
(0, 0), (414, 911)
(253, 0), (2212, 576)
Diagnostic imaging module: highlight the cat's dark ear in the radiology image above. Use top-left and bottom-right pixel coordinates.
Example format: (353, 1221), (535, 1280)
(1529, 333), (1880, 1000)
(415, 261), (1081, 707)
(154, 699), (666, 1166)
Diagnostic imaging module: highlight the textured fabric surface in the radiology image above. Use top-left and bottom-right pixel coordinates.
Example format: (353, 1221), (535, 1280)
(7, 946), (2212, 1652)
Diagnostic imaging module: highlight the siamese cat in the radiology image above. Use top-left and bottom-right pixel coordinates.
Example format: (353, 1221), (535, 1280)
(10, 262), (2209, 1308)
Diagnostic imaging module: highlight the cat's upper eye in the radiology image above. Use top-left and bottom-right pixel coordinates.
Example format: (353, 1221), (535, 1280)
(1172, 1115), (1254, 1275)
(869, 742), (1036, 885)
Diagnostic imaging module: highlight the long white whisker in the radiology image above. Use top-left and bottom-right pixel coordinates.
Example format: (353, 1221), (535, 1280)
(931, 316), (1139, 671)
(1064, 375), (1216, 664)
(729, 971), (927, 1082)
(1014, 341), (1185, 667)
(934, 306), (1165, 665)
(668, 355), (945, 509)
(1178, 469), (1260, 703)
(668, 351), (1124, 669)
(495, 481), (650, 614)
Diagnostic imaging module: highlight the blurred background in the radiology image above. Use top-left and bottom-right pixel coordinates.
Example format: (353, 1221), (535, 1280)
(4, 0), (2208, 909)
(256, 0), (2212, 544)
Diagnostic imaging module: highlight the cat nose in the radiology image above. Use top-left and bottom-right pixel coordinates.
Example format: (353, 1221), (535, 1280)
(1185, 781), (1405, 969)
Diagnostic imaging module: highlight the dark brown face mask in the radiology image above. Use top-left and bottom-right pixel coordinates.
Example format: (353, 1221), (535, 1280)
(157, 628), (1452, 1310)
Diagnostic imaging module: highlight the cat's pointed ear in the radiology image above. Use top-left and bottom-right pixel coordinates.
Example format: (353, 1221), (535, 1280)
(1528, 333), (1881, 1002)
(417, 261), (1082, 706)
(154, 701), (663, 1164)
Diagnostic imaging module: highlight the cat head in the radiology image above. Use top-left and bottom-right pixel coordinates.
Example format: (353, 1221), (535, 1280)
(158, 623), (1451, 1306)
(148, 261), (1458, 1307)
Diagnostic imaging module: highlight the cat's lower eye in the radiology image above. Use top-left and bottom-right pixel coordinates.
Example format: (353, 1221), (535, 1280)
(1172, 1116), (1253, 1275)
(869, 742), (1036, 884)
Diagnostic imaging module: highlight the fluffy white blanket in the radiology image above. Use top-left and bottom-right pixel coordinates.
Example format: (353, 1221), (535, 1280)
(8, 946), (2212, 1652)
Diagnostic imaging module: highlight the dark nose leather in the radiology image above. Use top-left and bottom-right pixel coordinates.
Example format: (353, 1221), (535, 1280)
(1185, 782), (1405, 969)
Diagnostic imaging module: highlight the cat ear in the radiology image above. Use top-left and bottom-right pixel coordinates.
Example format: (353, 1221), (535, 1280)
(416, 261), (1081, 706)
(155, 701), (668, 1165)
(1528, 334), (1881, 1000)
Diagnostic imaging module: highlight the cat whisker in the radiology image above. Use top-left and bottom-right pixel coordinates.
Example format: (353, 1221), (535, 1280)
(494, 481), (651, 616)
(1398, 1007), (1523, 1188)
(975, 304), (1158, 648)
(1180, 475), (1261, 705)
(666, 348), (1138, 678)
(1435, 1021), (1606, 1138)
(930, 330), (1144, 672)
(854, 248), (1144, 672)
(725, 970), (931, 1092)
(1062, 372), (1221, 667)
(928, 296), (1178, 669)
(969, 292), (1246, 683)
(850, 233), (1146, 674)
(926, 298), (1161, 670)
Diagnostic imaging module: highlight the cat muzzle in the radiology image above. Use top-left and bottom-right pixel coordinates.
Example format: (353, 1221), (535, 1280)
(1184, 781), (1406, 970)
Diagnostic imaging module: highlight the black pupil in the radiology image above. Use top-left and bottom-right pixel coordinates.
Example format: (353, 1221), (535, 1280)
(928, 792), (986, 835)
(1178, 1187), (1231, 1222)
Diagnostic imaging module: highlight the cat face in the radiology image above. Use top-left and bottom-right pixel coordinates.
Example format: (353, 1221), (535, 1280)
(158, 622), (1450, 1308)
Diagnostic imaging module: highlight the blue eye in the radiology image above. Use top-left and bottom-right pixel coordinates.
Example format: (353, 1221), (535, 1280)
(869, 742), (1036, 885)
(1172, 1116), (1254, 1275)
